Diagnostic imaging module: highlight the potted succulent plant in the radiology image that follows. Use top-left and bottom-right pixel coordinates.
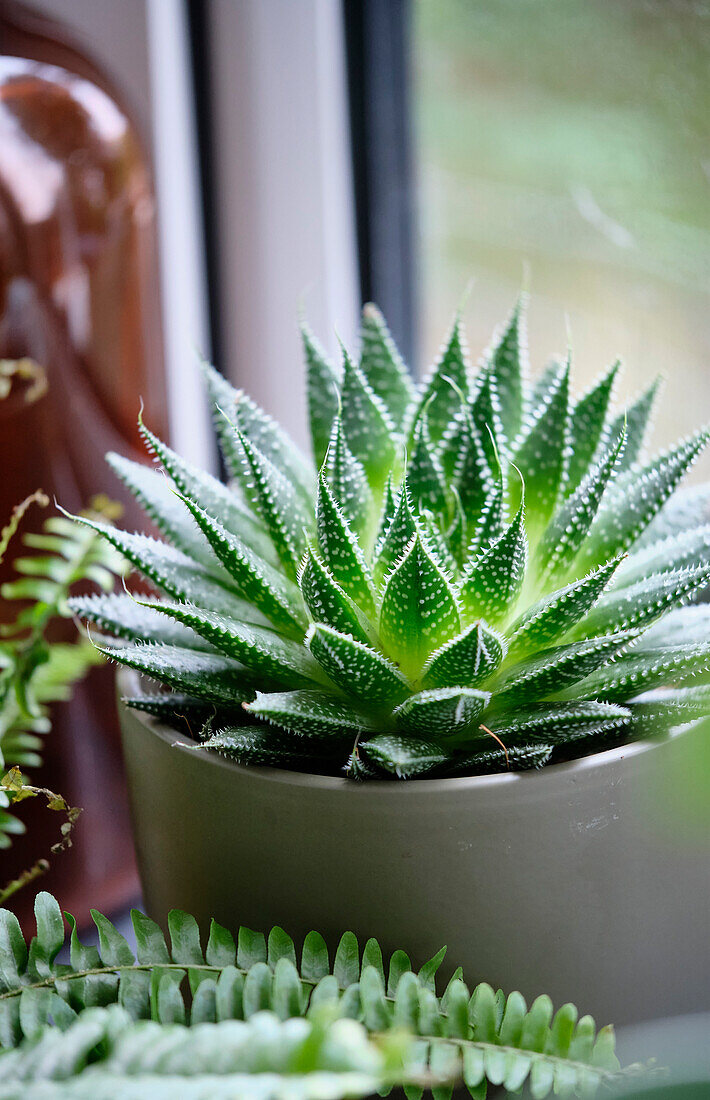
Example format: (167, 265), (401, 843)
(70, 299), (710, 1026)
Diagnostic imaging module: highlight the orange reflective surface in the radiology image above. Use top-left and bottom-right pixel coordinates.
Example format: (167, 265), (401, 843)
(0, 2), (168, 925)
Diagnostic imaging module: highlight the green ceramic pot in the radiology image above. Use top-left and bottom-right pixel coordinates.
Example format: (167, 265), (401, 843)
(118, 668), (710, 1027)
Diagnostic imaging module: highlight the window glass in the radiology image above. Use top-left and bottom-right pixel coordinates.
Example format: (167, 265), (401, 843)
(413, 0), (710, 462)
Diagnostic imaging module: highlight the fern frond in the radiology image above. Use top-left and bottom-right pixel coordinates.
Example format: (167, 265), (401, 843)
(0, 499), (124, 848)
(0, 893), (625, 1098)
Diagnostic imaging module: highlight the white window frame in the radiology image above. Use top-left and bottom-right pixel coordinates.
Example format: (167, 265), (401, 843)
(206, 0), (360, 448)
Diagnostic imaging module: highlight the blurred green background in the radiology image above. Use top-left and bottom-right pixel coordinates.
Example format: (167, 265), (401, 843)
(413, 0), (710, 474)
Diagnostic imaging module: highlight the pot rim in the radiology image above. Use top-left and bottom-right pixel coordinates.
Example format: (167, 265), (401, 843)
(117, 668), (687, 795)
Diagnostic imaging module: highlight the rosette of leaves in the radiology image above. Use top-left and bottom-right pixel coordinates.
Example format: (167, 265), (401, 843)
(0, 891), (627, 1098)
(70, 298), (710, 779)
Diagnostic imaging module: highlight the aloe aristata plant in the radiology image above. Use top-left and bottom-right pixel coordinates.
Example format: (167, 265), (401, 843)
(70, 298), (710, 779)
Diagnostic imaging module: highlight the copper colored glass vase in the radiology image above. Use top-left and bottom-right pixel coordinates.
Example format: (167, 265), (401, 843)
(0, 0), (169, 924)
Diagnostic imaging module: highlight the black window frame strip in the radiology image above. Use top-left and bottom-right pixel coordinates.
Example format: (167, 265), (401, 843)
(343, 0), (418, 373)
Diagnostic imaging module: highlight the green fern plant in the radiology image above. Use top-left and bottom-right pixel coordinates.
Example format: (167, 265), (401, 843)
(70, 298), (710, 779)
(0, 495), (125, 846)
(0, 891), (629, 1098)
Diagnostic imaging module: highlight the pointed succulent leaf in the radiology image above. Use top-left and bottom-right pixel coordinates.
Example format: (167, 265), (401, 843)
(197, 728), (330, 770)
(124, 693), (233, 725)
(307, 624), (410, 705)
(487, 701), (631, 744)
(488, 295), (527, 446)
(98, 642), (255, 707)
(316, 474), (377, 617)
(446, 743), (553, 776)
(608, 376), (661, 473)
(343, 744), (379, 780)
(507, 555), (624, 656)
(379, 535), (461, 680)
(199, 360), (245, 479)
(231, 388), (315, 506)
(451, 410), (494, 526)
(639, 603), (710, 649)
(418, 510), (458, 578)
(139, 598), (324, 687)
(361, 734), (448, 779)
(569, 642), (710, 703)
(445, 485), (468, 566)
(372, 482), (417, 587)
(612, 524), (710, 590)
(340, 346), (396, 492)
(573, 564), (710, 639)
(537, 425), (626, 582)
(525, 355), (556, 411)
(302, 321), (342, 468)
(298, 543), (372, 645)
(246, 690), (380, 739)
(359, 303), (416, 429)
(66, 516), (259, 622)
(412, 316), (469, 443)
(513, 359), (569, 528)
(470, 368), (503, 471)
(564, 361), (619, 495)
(137, 416), (274, 563)
(408, 417), (447, 514)
(106, 452), (262, 567)
(495, 630), (640, 704)
(325, 416), (375, 544)
(636, 482), (710, 550)
(68, 593), (215, 652)
(579, 428), (710, 569)
(374, 474), (398, 549)
(422, 620), (505, 689)
(459, 502), (527, 625)
(394, 688), (489, 740)
(236, 429), (312, 578)
(175, 492), (306, 635)
(465, 467), (505, 562)
(627, 685), (710, 734)
(438, 403), (469, 483)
